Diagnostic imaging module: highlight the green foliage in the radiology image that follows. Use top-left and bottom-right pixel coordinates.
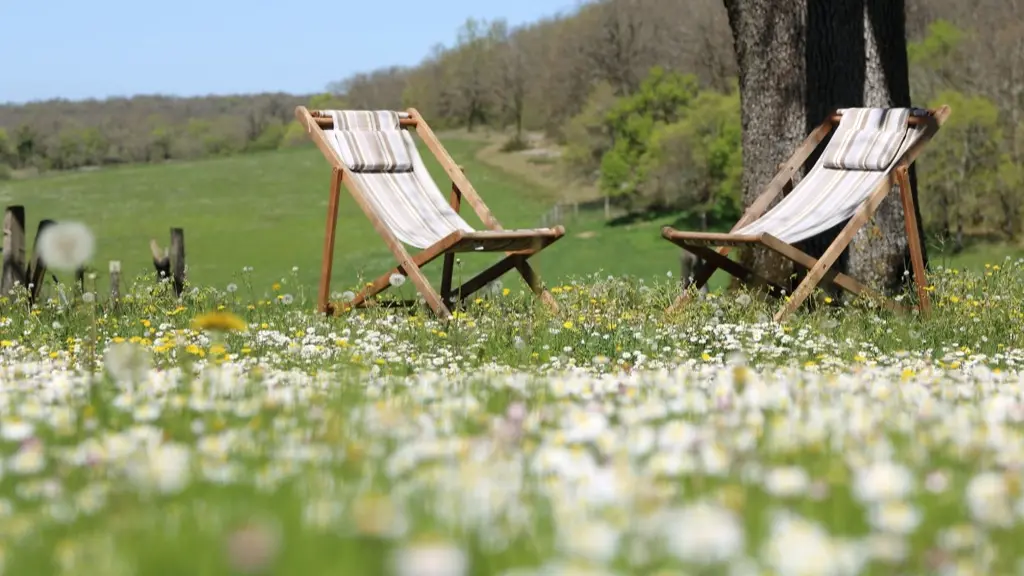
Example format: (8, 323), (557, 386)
(919, 90), (1004, 238)
(0, 128), (12, 166)
(279, 121), (313, 149)
(638, 88), (742, 220)
(908, 19), (965, 65)
(0, 163), (11, 181)
(247, 120), (287, 153)
(561, 82), (619, 181)
(598, 68), (700, 198)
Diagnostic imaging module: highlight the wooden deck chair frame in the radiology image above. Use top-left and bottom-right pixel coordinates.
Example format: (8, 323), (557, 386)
(662, 105), (951, 323)
(296, 106), (565, 319)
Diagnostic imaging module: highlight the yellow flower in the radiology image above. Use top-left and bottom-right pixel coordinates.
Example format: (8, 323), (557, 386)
(191, 311), (247, 332)
(563, 321), (574, 330)
(824, 297), (833, 304)
(272, 283), (281, 292)
(502, 288), (510, 296)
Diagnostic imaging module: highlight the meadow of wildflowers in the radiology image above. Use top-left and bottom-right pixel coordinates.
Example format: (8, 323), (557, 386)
(1, 226), (1024, 574)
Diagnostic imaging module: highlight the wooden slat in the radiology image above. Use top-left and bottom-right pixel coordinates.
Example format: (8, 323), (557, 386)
(662, 229), (761, 247)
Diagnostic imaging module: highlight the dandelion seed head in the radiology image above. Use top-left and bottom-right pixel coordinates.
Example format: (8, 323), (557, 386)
(37, 221), (95, 272)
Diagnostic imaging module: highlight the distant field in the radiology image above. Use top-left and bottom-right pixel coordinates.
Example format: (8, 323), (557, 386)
(0, 140), (688, 299)
(1, 139), (1018, 300)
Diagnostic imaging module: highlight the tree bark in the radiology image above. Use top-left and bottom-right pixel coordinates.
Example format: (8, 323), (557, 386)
(721, 0), (807, 287)
(722, 0), (929, 296)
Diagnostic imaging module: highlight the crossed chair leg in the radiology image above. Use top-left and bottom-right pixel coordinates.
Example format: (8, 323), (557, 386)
(328, 244), (558, 319)
(666, 167), (930, 322)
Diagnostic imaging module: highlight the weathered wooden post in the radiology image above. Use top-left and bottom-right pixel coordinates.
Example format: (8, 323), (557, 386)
(151, 228), (186, 297)
(680, 250), (708, 295)
(0, 206), (27, 296)
(27, 219), (55, 304)
(109, 260), (121, 304)
(169, 228), (185, 297)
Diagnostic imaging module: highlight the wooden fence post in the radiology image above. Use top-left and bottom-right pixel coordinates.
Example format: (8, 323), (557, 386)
(680, 250), (707, 295)
(109, 261), (121, 304)
(1, 206), (27, 296)
(27, 219), (55, 304)
(169, 228), (186, 297)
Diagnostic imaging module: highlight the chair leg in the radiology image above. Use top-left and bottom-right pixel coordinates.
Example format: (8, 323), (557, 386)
(515, 260), (558, 313)
(667, 253), (721, 313)
(440, 253), (456, 305)
(317, 169), (342, 314)
(896, 166), (930, 315)
(346, 256), (452, 319)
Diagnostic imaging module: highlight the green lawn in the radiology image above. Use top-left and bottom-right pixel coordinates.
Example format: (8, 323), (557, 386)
(2, 140), (1019, 299)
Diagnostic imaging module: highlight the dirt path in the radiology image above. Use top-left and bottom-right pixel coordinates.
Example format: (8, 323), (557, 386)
(438, 129), (600, 204)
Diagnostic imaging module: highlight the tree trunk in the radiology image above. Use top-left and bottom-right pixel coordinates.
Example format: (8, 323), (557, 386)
(721, 0), (807, 287)
(722, 0), (929, 297)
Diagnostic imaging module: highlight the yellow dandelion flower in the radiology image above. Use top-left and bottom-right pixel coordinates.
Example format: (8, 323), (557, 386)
(191, 311), (247, 332)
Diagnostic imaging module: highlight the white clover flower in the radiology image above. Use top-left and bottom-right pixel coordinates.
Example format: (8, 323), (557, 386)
(389, 273), (407, 288)
(104, 342), (152, 387)
(966, 472), (1014, 528)
(663, 502), (745, 565)
(126, 442), (191, 495)
(560, 520), (620, 564)
(0, 418), (34, 442)
(762, 512), (865, 576)
(37, 221), (95, 272)
(10, 441), (46, 475)
(868, 501), (921, 534)
(391, 540), (467, 576)
(762, 466), (810, 498)
(852, 460), (913, 503)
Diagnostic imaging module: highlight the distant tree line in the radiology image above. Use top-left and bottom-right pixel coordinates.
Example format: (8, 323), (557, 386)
(1, 0), (1021, 246)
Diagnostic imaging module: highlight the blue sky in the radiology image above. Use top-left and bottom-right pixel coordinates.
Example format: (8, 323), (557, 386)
(0, 0), (583, 104)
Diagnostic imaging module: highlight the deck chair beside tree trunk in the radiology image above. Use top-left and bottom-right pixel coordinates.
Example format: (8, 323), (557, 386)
(662, 105), (951, 322)
(297, 106), (565, 319)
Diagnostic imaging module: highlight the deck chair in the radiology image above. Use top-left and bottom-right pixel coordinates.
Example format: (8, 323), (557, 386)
(296, 106), (565, 319)
(662, 105), (951, 322)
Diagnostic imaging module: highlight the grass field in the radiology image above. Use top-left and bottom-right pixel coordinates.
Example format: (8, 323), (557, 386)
(3, 137), (1021, 303)
(0, 140), (694, 301)
(0, 260), (1023, 574)
(4, 138), (1024, 573)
